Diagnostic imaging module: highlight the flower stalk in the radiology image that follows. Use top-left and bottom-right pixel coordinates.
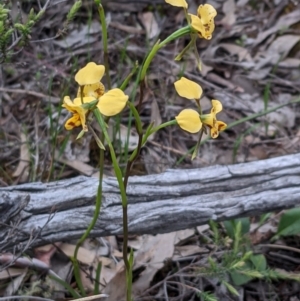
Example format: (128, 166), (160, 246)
(61, 2), (225, 300)
(96, 2), (111, 89)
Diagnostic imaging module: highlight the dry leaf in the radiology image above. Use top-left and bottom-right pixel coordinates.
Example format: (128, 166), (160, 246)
(174, 245), (209, 257)
(253, 9), (300, 46)
(148, 97), (162, 142)
(197, 224), (210, 233)
(221, 0), (236, 26)
(103, 261), (127, 301)
(174, 229), (195, 245)
(268, 35), (300, 60)
(54, 21), (100, 49)
(218, 43), (252, 62)
(255, 35), (300, 69)
(56, 152), (99, 177)
(103, 233), (176, 300)
(3, 269), (27, 296)
(108, 123), (139, 152)
(60, 243), (96, 265)
(12, 132), (30, 182)
(250, 223), (277, 245)
(132, 233), (176, 295)
(63, 134), (92, 162)
(0, 268), (24, 280)
(138, 12), (160, 39)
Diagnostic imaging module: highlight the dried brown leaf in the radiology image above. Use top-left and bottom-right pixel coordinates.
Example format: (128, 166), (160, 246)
(254, 9), (300, 46)
(0, 268), (24, 280)
(12, 133), (30, 182)
(221, 0), (236, 26)
(61, 243), (94, 264)
(138, 12), (160, 39)
(3, 269), (27, 296)
(174, 245), (209, 257)
(103, 233), (176, 300)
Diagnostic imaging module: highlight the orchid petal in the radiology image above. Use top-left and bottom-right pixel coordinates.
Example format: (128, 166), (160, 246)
(175, 109), (202, 133)
(75, 62), (105, 86)
(97, 88), (128, 116)
(174, 77), (203, 100)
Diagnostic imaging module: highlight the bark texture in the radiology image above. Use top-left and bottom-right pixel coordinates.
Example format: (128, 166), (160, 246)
(1, 153), (300, 251)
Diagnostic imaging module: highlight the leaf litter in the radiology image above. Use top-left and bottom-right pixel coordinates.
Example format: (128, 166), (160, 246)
(1, 0), (300, 300)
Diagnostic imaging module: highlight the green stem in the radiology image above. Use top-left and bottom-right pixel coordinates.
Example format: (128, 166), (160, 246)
(127, 101), (143, 135)
(122, 106), (144, 301)
(72, 128), (105, 297)
(93, 111), (130, 297)
(49, 275), (81, 299)
(119, 61), (139, 91)
(149, 119), (178, 134)
(139, 40), (160, 82)
(79, 85), (84, 104)
(97, 3), (111, 89)
(227, 96), (300, 129)
(158, 25), (191, 48)
(93, 109), (127, 207)
(139, 25), (191, 82)
(94, 261), (102, 295)
(129, 119), (177, 162)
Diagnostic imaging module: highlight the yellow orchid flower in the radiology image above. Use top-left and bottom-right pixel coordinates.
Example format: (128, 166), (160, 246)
(175, 109), (202, 133)
(64, 113), (82, 131)
(189, 4), (217, 40)
(77, 82), (105, 99)
(97, 88), (129, 116)
(201, 99), (227, 138)
(62, 96), (95, 131)
(75, 62), (105, 86)
(174, 77), (203, 100)
(164, 0), (188, 8)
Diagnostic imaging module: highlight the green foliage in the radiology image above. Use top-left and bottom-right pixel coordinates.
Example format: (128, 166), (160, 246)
(14, 8), (45, 43)
(198, 213), (300, 297)
(209, 220), (220, 244)
(273, 207), (300, 240)
(62, 1), (82, 34)
(223, 218), (250, 240)
(0, 4), (10, 21)
(221, 280), (239, 296)
(197, 291), (218, 301)
(0, 1), (82, 63)
(0, 5), (13, 62)
(0, 4), (45, 60)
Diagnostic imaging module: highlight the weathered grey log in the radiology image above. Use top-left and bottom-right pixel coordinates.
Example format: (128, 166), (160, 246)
(1, 153), (300, 251)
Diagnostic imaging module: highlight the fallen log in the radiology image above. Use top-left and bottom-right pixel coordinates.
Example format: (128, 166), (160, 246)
(1, 153), (300, 251)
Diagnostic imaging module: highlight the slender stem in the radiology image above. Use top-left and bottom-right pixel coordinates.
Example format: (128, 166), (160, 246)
(139, 40), (160, 82)
(122, 105), (144, 301)
(192, 128), (204, 160)
(72, 129), (104, 297)
(139, 26), (191, 82)
(227, 96), (300, 129)
(119, 61), (139, 91)
(97, 3), (111, 89)
(128, 119), (177, 162)
(138, 78), (145, 113)
(95, 109), (135, 299)
(158, 25), (191, 48)
(79, 85), (84, 104)
(94, 110), (131, 301)
(49, 275), (81, 299)
(149, 119), (178, 135)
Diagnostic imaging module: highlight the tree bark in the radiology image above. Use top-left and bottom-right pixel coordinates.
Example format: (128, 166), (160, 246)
(1, 153), (300, 251)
